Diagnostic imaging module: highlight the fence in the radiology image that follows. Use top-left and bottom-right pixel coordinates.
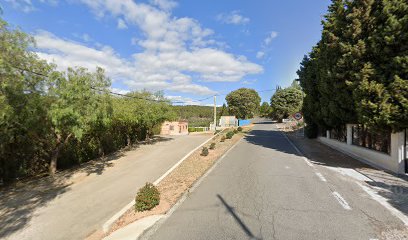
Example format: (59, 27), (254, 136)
(318, 124), (406, 174)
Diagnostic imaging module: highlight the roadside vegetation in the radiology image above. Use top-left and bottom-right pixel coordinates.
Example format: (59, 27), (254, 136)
(226, 88), (261, 119)
(135, 183), (160, 212)
(297, 0), (407, 138)
(0, 18), (175, 182)
(270, 81), (303, 122)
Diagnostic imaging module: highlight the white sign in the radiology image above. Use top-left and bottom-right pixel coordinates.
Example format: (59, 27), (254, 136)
(282, 119), (294, 123)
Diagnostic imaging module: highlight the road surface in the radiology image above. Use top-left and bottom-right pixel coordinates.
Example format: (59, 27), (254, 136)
(145, 121), (406, 240)
(1, 134), (211, 240)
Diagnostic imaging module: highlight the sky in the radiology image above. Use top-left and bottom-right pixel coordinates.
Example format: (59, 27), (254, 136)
(1, 0), (331, 106)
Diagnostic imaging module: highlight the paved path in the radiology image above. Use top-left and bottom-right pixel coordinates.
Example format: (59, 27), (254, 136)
(0, 134), (211, 240)
(145, 121), (406, 240)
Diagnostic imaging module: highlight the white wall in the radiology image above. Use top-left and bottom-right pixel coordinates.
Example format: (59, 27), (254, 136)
(317, 129), (406, 174)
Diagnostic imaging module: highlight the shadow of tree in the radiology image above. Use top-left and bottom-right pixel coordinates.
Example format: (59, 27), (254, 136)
(0, 177), (70, 239)
(244, 129), (302, 157)
(287, 134), (408, 216)
(0, 135), (174, 238)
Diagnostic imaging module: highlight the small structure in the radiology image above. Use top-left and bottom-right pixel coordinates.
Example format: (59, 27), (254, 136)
(219, 116), (238, 127)
(160, 121), (188, 135)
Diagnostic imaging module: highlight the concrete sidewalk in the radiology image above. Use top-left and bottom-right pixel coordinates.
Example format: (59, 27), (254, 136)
(0, 134), (212, 240)
(287, 133), (408, 223)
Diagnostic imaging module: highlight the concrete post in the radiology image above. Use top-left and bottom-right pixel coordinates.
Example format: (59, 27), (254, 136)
(346, 124), (353, 145)
(326, 130), (331, 139)
(391, 131), (405, 174)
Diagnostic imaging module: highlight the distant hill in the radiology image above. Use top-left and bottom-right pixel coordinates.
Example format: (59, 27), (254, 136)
(172, 105), (226, 127)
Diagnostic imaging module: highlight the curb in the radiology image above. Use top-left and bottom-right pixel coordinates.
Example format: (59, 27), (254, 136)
(102, 131), (224, 234)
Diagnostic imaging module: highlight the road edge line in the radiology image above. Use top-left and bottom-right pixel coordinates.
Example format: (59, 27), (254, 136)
(102, 133), (218, 234)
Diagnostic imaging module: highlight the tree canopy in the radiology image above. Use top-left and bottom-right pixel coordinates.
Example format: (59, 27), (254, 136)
(0, 18), (175, 180)
(225, 88), (261, 119)
(270, 86), (303, 121)
(297, 0), (408, 137)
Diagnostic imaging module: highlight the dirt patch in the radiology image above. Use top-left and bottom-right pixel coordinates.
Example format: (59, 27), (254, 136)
(104, 127), (251, 238)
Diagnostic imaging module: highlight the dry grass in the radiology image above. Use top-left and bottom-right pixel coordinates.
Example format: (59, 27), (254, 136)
(105, 126), (251, 237)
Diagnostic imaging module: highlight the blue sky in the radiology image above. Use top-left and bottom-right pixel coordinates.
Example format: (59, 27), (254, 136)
(1, 0), (330, 105)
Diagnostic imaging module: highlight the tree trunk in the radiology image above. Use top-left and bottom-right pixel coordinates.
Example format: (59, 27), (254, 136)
(49, 133), (72, 176)
(127, 134), (131, 146)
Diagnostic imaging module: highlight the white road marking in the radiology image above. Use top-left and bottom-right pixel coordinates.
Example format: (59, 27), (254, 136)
(357, 182), (408, 226)
(103, 133), (217, 233)
(315, 172), (327, 182)
(325, 167), (373, 182)
(302, 157), (314, 167)
(332, 191), (352, 210)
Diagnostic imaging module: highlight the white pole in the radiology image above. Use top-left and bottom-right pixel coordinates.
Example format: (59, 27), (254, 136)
(213, 95), (217, 130)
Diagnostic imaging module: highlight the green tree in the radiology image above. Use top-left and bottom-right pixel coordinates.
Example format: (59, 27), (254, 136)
(47, 67), (111, 175)
(0, 18), (54, 179)
(225, 88), (261, 119)
(259, 102), (271, 117)
(270, 87), (303, 121)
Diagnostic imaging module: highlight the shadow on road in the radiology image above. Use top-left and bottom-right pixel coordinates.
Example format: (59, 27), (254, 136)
(217, 194), (262, 240)
(287, 134), (408, 217)
(0, 135), (174, 239)
(244, 130), (302, 157)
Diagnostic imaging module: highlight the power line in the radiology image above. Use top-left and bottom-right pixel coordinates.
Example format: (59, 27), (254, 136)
(7, 64), (280, 105)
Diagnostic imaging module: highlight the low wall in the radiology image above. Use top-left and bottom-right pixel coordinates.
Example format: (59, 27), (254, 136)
(318, 137), (397, 173)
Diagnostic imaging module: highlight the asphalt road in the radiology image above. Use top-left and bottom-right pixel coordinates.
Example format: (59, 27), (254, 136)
(1, 134), (211, 240)
(145, 121), (405, 240)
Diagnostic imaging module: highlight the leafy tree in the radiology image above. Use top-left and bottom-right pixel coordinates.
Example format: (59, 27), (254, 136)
(270, 87), (303, 121)
(259, 102), (271, 117)
(47, 67), (112, 175)
(225, 88), (261, 119)
(0, 19), (54, 179)
(297, 0), (408, 137)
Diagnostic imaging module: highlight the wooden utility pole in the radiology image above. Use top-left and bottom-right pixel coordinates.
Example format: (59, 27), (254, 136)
(213, 95), (217, 130)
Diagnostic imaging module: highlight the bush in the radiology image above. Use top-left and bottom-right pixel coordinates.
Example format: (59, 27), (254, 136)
(220, 136), (226, 142)
(226, 131), (234, 139)
(233, 129), (238, 134)
(209, 142), (216, 150)
(237, 127), (243, 132)
(135, 183), (160, 212)
(201, 147), (209, 156)
(214, 130), (221, 135)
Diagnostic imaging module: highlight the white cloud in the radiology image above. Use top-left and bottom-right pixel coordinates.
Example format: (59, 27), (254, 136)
(256, 51), (265, 59)
(264, 31), (278, 45)
(34, 0), (263, 96)
(149, 0), (177, 11)
(216, 11), (250, 25)
(117, 18), (128, 29)
(110, 87), (130, 95)
(4, 0), (57, 12)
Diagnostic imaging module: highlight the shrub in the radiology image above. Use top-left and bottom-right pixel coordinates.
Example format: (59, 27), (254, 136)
(220, 136), (226, 142)
(214, 130), (221, 135)
(135, 183), (160, 212)
(233, 129), (238, 134)
(201, 147), (209, 156)
(226, 131), (234, 139)
(209, 142), (216, 150)
(237, 127), (243, 132)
